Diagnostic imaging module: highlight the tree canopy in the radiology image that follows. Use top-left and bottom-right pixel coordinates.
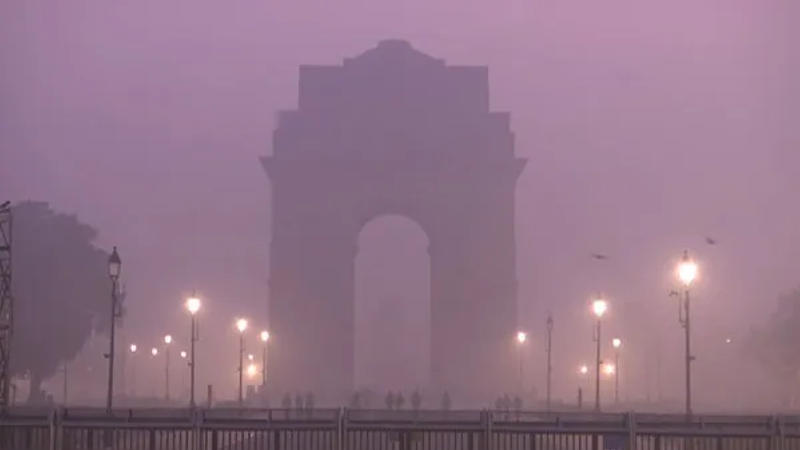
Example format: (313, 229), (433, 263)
(11, 201), (111, 402)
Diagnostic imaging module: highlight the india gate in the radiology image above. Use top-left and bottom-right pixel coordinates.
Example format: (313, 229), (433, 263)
(262, 40), (526, 403)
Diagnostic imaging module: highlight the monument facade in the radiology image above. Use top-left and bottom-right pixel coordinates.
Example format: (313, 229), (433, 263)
(262, 40), (525, 403)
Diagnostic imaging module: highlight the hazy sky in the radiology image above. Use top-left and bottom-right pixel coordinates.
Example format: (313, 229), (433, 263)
(1, 0), (798, 408)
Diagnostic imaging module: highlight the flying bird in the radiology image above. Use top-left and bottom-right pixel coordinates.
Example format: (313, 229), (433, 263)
(705, 237), (717, 245)
(590, 253), (609, 260)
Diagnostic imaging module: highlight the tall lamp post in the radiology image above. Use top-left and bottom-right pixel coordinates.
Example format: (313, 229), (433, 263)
(516, 331), (527, 395)
(578, 364), (589, 409)
(129, 344), (137, 397)
(545, 314), (553, 411)
(260, 331), (270, 387)
(591, 298), (608, 412)
(676, 250), (698, 416)
(105, 246), (121, 413)
(163, 334), (172, 401)
(236, 318), (248, 405)
(612, 338), (622, 404)
(186, 296), (201, 408)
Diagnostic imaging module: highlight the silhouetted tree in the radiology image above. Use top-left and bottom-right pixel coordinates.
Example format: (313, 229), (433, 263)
(748, 288), (800, 406)
(10, 201), (111, 403)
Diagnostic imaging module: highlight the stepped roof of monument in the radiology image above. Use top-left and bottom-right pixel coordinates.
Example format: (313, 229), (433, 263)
(343, 39), (445, 68)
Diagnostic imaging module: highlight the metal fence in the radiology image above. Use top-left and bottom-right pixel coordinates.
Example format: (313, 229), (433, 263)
(2, 408), (800, 450)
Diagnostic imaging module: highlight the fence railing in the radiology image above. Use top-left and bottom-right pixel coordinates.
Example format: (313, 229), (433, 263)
(2, 408), (800, 450)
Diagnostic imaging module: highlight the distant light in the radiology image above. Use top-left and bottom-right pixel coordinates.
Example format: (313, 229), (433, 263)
(164, 334), (172, 345)
(180, 351), (187, 359)
(579, 365), (589, 375)
(260, 330), (270, 343)
(725, 338), (732, 344)
(246, 364), (258, 378)
(678, 251), (698, 286)
(151, 348), (158, 356)
(248, 353), (254, 361)
(516, 331), (527, 344)
(603, 363), (616, 376)
(129, 344), (137, 353)
(186, 297), (201, 315)
(592, 299), (608, 318)
(236, 318), (248, 333)
(612, 338), (622, 349)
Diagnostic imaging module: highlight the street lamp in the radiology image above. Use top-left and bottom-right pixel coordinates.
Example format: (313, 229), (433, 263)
(676, 250), (698, 416)
(516, 331), (527, 395)
(151, 347), (158, 356)
(591, 298), (608, 412)
(128, 344), (137, 398)
(163, 334), (172, 401)
(260, 330), (270, 387)
(130, 344), (137, 353)
(180, 351), (187, 359)
(236, 318), (248, 405)
(247, 363), (258, 378)
(612, 338), (622, 404)
(186, 295), (201, 408)
(545, 314), (554, 412)
(105, 246), (121, 413)
(578, 364), (589, 409)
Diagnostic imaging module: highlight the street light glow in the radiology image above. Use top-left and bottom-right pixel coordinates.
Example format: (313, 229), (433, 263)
(603, 363), (616, 376)
(579, 365), (589, 375)
(130, 344), (137, 353)
(236, 318), (248, 333)
(612, 338), (622, 349)
(164, 334), (172, 345)
(260, 330), (270, 342)
(151, 347), (158, 356)
(180, 351), (187, 359)
(186, 297), (201, 315)
(247, 363), (258, 378)
(592, 299), (608, 318)
(248, 353), (254, 361)
(516, 331), (527, 344)
(678, 251), (698, 286)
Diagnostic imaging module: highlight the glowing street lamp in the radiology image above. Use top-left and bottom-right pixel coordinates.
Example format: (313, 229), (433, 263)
(612, 338), (622, 404)
(247, 364), (258, 378)
(603, 362), (616, 376)
(591, 297), (608, 412)
(260, 330), (270, 386)
(186, 294), (201, 408)
(675, 250), (699, 416)
(180, 351), (187, 359)
(579, 365), (589, 375)
(515, 331), (528, 395)
(163, 334), (172, 401)
(577, 364), (589, 409)
(130, 344), (137, 353)
(236, 318), (248, 405)
(248, 353), (254, 362)
(151, 347), (158, 357)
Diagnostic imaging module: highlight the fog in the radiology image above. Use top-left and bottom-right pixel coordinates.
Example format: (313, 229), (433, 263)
(1, 0), (798, 410)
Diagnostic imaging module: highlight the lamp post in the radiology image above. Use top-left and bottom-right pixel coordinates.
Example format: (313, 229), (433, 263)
(545, 314), (553, 411)
(105, 246), (121, 413)
(163, 334), (172, 401)
(676, 250), (698, 416)
(260, 331), (270, 387)
(578, 364), (589, 409)
(516, 331), (527, 395)
(129, 344), (137, 397)
(236, 318), (248, 405)
(186, 295), (201, 408)
(591, 298), (608, 412)
(612, 338), (622, 404)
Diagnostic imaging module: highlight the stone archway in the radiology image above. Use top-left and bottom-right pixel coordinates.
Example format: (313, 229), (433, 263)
(262, 40), (525, 404)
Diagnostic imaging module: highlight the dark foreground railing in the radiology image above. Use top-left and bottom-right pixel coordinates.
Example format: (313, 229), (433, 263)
(2, 408), (800, 450)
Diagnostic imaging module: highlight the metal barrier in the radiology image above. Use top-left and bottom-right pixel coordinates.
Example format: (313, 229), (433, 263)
(2, 408), (800, 450)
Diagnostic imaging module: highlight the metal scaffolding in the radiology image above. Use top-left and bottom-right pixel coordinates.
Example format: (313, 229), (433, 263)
(0, 201), (12, 413)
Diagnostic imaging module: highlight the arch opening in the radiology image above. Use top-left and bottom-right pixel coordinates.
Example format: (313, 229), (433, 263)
(354, 215), (431, 394)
